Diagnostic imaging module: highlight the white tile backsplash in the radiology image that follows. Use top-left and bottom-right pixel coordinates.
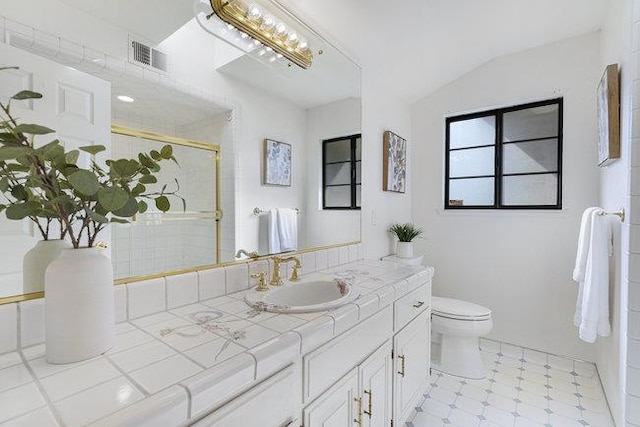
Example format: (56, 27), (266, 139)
(224, 263), (249, 293)
(113, 285), (127, 323)
(0, 304), (17, 353)
(327, 247), (340, 267)
(300, 252), (317, 275)
(19, 299), (45, 348)
(166, 272), (198, 309)
(197, 268), (225, 300)
(127, 278), (166, 319)
(315, 250), (328, 270)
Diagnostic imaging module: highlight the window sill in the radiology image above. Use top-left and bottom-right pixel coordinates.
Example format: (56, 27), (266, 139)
(435, 208), (572, 219)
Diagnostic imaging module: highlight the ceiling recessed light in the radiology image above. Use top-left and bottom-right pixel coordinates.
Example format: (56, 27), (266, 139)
(117, 95), (135, 103)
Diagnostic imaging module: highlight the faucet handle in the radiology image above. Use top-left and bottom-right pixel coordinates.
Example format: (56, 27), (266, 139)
(290, 263), (302, 281)
(251, 271), (269, 291)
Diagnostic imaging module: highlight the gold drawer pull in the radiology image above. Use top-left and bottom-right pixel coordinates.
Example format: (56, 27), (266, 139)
(413, 301), (425, 308)
(354, 397), (363, 425)
(398, 354), (406, 377)
(364, 389), (373, 418)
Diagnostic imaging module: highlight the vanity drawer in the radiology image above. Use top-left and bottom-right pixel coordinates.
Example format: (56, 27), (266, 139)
(394, 283), (429, 331)
(303, 306), (392, 403)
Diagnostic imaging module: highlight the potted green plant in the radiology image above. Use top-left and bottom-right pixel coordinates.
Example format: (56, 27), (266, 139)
(388, 222), (423, 258)
(0, 78), (183, 363)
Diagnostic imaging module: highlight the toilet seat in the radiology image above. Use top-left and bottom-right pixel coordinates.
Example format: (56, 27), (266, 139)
(432, 297), (492, 321)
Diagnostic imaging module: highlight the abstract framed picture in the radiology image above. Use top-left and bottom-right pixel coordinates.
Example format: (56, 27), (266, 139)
(264, 139), (292, 186)
(597, 63), (620, 167)
(382, 130), (407, 193)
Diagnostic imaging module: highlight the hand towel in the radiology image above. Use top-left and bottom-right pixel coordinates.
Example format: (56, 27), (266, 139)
(573, 208), (611, 343)
(276, 208), (298, 252)
(268, 209), (281, 254)
(572, 207), (600, 282)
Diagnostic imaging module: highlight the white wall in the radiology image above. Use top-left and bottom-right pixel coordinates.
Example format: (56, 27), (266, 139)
(411, 34), (602, 360)
(597, 0), (634, 424)
(361, 74), (413, 259)
(304, 98), (361, 248)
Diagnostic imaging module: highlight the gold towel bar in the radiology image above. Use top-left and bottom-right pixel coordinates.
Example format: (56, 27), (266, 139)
(598, 208), (625, 222)
(253, 207), (300, 216)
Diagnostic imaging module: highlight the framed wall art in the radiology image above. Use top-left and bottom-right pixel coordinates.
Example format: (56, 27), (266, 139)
(382, 130), (407, 193)
(597, 63), (620, 167)
(264, 139), (291, 186)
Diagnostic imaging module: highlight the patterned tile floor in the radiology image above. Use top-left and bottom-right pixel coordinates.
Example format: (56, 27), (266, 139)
(407, 339), (614, 427)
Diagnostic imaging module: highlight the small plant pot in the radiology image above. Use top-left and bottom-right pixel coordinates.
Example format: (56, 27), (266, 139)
(397, 241), (414, 258)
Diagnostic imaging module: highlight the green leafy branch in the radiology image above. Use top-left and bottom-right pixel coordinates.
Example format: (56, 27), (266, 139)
(0, 76), (185, 248)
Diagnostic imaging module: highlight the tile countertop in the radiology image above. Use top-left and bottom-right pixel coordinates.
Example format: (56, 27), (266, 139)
(0, 260), (434, 427)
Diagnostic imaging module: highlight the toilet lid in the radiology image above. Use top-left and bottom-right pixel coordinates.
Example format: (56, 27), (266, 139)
(432, 297), (492, 320)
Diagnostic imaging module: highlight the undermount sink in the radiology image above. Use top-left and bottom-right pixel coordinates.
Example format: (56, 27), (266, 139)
(244, 279), (360, 313)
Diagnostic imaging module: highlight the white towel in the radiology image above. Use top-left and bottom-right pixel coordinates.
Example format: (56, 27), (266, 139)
(573, 207), (611, 343)
(276, 208), (298, 252)
(268, 209), (281, 254)
(572, 207), (600, 282)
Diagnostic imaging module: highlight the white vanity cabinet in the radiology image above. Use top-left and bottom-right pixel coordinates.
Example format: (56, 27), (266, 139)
(392, 309), (431, 425)
(191, 365), (299, 427)
(303, 342), (392, 427)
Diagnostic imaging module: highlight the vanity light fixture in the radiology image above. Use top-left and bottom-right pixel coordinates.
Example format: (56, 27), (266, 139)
(195, 0), (313, 69)
(116, 95), (135, 103)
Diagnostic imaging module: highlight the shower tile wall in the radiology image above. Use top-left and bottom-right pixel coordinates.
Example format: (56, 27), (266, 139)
(110, 119), (222, 279)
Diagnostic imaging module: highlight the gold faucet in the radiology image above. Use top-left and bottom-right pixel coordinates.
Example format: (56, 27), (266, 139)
(250, 271), (269, 291)
(270, 255), (302, 286)
(236, 249), (259, 259)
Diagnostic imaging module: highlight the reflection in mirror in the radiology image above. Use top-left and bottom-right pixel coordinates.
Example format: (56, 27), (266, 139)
(110, 126), (221, 280)
(0, 0), (361, 303)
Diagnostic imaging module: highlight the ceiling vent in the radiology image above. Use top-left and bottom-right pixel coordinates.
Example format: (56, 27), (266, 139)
(129, 38), (168, 73)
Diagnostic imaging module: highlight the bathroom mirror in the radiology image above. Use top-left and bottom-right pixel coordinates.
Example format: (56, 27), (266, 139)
(0, 0), (361, 302)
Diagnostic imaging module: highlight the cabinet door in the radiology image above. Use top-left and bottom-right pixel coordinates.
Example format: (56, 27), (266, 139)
(304, 368), (359, 427)
(193, 365), (297, 427)
(393, 310), (430, 425)
(359, 342), (392, 427)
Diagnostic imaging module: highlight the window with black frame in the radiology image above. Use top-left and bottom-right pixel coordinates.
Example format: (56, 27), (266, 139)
(322, 134), (361, 210)
(445, 98), (563, 209)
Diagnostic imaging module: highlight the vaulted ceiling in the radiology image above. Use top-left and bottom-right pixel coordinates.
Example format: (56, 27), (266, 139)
(280, 0), (611, 102)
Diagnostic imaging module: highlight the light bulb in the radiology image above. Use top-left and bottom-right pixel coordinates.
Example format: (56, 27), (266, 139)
(298, 39), (308, 50)
(266, 47), (273, 52)
(240, 32), (248, 39)
(247, 4), (261, 21)
(253, 39), (261, 46)
(268, 55), (277, 62)
(275, 22), (287, 38)
(286, 31), (298, 46)
(261, 15), (275, 30)
(276, 53), (283, 59)
(226, 24), (235, 30)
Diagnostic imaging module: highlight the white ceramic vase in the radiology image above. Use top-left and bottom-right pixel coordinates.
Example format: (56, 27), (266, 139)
(397, 241), (414, 258)
(23, 239), (72, 294)
(45, 247), (115, 364)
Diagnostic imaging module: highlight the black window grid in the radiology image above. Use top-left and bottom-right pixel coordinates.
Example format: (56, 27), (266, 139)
(444, 98), (563, 210)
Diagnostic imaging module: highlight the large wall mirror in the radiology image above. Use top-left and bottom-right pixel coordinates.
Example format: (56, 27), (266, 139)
(0, 0), (361, 302)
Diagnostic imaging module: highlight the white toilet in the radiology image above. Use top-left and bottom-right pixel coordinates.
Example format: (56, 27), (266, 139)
(431, 296), (493, 379)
